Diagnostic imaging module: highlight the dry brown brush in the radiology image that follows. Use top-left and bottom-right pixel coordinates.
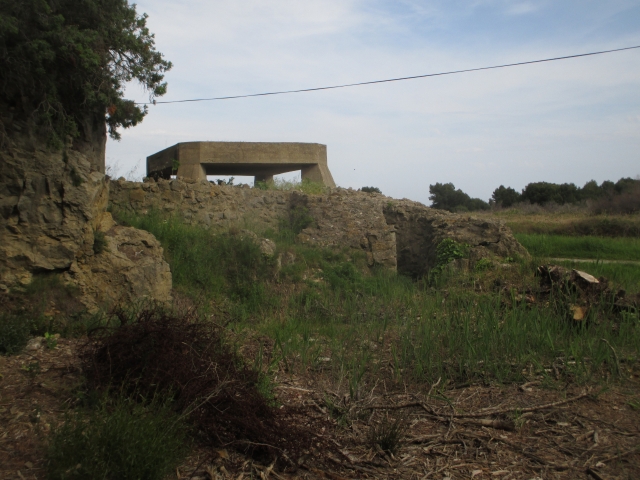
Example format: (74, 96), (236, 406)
(82, 307), (319, 466)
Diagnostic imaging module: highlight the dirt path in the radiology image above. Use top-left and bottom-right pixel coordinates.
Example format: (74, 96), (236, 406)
(2, 338), (640, 479)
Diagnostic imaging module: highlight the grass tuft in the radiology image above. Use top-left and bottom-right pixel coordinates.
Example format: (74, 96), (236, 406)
(0, 313), (30, 355)
(46, 394), (189, 480)
(369, 415), (407, 454)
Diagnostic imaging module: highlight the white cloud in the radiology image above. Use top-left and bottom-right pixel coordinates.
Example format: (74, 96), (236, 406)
(107, 0), (640, 203)
(506, 2), (538, 15)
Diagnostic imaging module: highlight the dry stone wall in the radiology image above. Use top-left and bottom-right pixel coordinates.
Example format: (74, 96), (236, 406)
(109, 178), (529, 278)
(109, 177), (289, 232)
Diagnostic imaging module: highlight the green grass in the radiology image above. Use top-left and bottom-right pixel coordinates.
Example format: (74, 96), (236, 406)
(0, 313), (30, 354)
(0, 274), (100, 354)
(254, 177), (328, 194)
(47, 394), (189, 480)
(555, 260), (640, 293)
(515, 234), (640, 261)
(118, 210), (640, 392)
(115, 209), (277, 316)
(506, 217), (640, 238)
(263, 281), (639, 387)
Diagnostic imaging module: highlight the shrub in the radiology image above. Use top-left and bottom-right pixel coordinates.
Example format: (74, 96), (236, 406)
(93, 230), (108, 254)
(428, 239), (469, 283)
(324, 261), (363, 291)
(361, 186), (382, 194)
(216, 176), (234, 186)
(289, 205), (315, 234)
(47, 395), (189, 480)
(82, 307), (319, 463)
(590, 186), (640, 214)
(0, 313), (30, 355)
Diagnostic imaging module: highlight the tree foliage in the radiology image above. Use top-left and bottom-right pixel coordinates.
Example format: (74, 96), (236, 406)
(520, 178), (640, 206)
(491, 185), (521, 208)
(0, 0), (171, 147)
(430, 177), (639, 213)
(428, 182), (489, 212)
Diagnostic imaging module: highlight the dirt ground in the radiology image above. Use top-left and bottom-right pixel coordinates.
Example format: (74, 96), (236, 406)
(1, 338), (639, 480)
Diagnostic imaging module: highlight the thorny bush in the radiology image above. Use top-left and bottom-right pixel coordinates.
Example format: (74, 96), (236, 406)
(81, 306), (322, 466)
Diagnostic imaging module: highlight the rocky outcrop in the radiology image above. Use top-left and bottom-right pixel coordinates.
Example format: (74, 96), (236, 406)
(0, 135), (171, 309)
(66, 216), (172, 310)
(0, 138), (108, 286)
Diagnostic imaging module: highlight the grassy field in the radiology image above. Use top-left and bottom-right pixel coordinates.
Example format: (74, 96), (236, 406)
(3, 207), (640, 479)
(115, 210), (640, 389)
(475, 208), (640, 237)
(554, 259), (640, 292)
(515, 233), (640, 261)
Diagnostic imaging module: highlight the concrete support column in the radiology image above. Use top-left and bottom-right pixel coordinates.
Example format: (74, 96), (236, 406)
(177, 163), (207, 182)
(254, 174), (274, 185)
(301, 164), (336, 187)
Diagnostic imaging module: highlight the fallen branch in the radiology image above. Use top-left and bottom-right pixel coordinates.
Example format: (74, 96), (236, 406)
(454, 390), (590, 418)
(326, 455), (380, 475)
(461, 432), (571, 471)
(593, 446), (640, 465)
(364, 390), (589, 419)
(586, 467), (605, 480)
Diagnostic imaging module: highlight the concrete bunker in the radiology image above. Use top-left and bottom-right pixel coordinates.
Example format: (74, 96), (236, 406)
(146, 141), (336, 187)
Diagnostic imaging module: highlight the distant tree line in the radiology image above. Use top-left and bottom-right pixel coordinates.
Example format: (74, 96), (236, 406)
(429, 177), (640, 213)
(428, 183), (490, 212)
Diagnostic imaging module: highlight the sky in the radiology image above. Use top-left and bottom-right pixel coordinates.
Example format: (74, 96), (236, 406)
(106, 0), (640, 205)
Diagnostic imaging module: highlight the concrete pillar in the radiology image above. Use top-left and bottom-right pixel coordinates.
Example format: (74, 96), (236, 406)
(176, 163), (207, 182)
(301, 164), (336, 187)
(254, 174), (274, 185)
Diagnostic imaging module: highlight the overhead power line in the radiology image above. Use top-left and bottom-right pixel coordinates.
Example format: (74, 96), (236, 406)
(139, 45), (640, 105)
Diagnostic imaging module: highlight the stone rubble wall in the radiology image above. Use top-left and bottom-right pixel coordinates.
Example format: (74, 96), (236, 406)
(109, 177), (290, 231)
(108, 178), (398, 270)
(383, 200), (530, 278)
(109, 178), (529, 278)
(291, 190), (397, 269)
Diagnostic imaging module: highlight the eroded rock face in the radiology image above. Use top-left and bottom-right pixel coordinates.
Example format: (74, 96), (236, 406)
(0, 138), (108, 286)
(0, 135), (171, 309)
